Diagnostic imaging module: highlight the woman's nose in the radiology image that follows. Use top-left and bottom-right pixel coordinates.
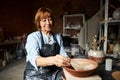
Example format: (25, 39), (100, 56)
(46, 19), (51, 24)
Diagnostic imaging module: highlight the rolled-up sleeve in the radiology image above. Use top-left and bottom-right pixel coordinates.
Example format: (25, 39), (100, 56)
(25, 33), (40, 71)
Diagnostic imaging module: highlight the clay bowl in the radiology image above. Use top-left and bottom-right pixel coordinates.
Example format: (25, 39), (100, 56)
(63, 58), (98, 77)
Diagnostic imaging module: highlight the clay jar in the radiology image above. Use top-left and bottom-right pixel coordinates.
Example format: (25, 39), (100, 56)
(88, 49), (104, 63)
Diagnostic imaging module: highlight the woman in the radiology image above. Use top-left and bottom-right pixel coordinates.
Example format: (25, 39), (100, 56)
(23, 7), (71, 80)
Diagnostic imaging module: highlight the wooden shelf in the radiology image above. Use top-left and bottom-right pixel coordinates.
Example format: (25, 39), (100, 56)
(100, 20), (120, 25)
(63, 14), (85, 44)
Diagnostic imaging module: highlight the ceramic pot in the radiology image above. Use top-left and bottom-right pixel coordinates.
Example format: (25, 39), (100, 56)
(113, 8), (120, 20)
(88, 49), (104, 63)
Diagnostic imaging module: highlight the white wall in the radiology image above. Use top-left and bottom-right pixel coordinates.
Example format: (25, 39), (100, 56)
(87, 11), (100, 49)
(78, 11), (100, 49)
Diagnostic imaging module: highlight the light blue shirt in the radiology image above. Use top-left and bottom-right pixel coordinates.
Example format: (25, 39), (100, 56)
(25, 31), (67, 70)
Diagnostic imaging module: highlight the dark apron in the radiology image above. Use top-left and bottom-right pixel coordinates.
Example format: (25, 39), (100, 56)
(23, 32), (63, 80)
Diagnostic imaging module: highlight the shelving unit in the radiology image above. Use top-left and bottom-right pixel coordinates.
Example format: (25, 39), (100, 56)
(63, 14), (85, 44)
(99, 0), (120, 54)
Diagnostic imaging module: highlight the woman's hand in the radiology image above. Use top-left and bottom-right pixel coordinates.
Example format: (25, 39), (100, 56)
(53, 55), (71, 67)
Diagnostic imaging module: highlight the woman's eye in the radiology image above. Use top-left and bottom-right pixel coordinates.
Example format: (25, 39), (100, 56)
(41, 18), (52, 22)
(48, 18), (52, 21)
(41, 19), (46, 22)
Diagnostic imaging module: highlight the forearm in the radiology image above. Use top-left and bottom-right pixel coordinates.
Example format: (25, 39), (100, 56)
(36, 56), (55, 67)
(36, 55), (71, 67)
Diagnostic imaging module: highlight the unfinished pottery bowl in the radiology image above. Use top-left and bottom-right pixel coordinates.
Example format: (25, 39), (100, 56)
(63, 58), (98, 77)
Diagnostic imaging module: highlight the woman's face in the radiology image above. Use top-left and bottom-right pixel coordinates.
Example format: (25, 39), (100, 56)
(40, 17), (53, 32)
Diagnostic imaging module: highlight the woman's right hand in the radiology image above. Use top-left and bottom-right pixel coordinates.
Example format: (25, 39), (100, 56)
(53, 55), (71, 67)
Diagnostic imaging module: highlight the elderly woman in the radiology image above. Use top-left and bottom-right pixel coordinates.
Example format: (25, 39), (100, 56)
(23, 7), (71, 80)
